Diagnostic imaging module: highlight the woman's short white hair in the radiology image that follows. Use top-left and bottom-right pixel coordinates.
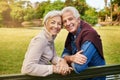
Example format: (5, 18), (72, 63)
(43, 10), (61, 25)
(61, 6), (80, 19)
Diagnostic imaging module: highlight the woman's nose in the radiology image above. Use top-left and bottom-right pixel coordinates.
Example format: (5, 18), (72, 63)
(54, 23), (58, 28)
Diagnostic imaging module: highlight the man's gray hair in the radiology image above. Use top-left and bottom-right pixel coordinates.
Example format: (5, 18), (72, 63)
(43, 10), (61, 25)
(61, 6), (80, 19)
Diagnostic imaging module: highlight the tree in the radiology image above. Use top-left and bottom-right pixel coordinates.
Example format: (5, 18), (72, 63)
(73, 0), (88, 15)
(10, 1), (25, 22)
(83, 8), (98, 25)
(0, 0), (12, 26)
(23, 8), (34, 21)
(112, 0), (120, 22)
(64, 0), (73, 6)
(112, 0), (120, 6)
(34, 1), (50, 19)
(43, 0), (64, 17)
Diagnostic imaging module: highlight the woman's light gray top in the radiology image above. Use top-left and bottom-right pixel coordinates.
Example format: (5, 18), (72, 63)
(21, 28), (61, 76)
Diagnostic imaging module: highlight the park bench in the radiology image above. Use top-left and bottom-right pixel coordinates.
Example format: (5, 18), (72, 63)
(0, 64), (120, 80)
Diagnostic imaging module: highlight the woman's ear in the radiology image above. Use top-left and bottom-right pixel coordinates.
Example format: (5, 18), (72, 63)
(44, 22), (46, 26)
(44, 22), (47, 27)
(44, 19), (48, 26)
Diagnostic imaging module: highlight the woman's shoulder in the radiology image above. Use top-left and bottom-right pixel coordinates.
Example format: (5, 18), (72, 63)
(30, 31), (47, 44)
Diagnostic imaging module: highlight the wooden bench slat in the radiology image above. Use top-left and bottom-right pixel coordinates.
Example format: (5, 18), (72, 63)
(0, 64), (120, 80)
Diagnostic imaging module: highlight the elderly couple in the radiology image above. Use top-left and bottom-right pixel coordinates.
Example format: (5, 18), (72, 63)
(21, 6), (106, 80)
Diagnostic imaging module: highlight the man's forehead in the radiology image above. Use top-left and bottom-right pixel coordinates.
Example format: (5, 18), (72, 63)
(62, 11), (74, 17)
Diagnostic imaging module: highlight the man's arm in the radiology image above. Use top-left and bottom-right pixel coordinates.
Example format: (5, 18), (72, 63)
(72, 41), (97, 73)
(63, 50), (87, 65)
(62, 47), (87, 65)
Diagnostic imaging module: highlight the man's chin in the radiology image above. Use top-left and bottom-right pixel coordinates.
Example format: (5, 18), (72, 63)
(52, 32), (58, 35)
(69, 30), (76, 34)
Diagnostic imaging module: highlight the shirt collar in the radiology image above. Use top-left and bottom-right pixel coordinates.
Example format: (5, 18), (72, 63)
(76, 26), (81, 37)
(71, 26), (81, 40)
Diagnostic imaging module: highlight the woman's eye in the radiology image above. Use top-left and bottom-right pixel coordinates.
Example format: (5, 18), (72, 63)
(51, 21), (55, 24)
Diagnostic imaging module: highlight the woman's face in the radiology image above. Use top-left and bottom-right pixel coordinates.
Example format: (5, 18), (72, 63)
(45, 16), (62, 36)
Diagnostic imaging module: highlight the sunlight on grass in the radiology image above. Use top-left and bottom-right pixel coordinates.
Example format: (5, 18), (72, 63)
(0, 28), (40, 74)
(55, 29), (68, 56)
(0, 26), (120, 74)
(95, 26), (120, 64)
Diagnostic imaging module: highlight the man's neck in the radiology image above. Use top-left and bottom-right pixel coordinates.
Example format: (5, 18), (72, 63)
(72, 23), (81, 35)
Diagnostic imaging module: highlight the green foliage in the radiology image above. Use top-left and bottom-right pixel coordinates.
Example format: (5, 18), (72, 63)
(64, 0), (73, 6)
(0, 14), (3, 23)
(43, 0), (64, 17)
(0, 1), (11, 21)
(0, 0), (102, 27)
(112, 0), (120, 6)
(34, 1), (48, 19)
(85, 8), (97, 16)
(23, 8), (35, 21)
(81, 15), (97, 25)
(98, 0), (120, 22)
(0, 1), (10, 12)
(34, 0), (64, 19)
(73, 0), (88, 15)
(98, 10), (107, 21)
(10, 7), (24, 22)
(82, 8), (98, 25)
(10, 1), (26, 22)
(98, 10), (106, 17)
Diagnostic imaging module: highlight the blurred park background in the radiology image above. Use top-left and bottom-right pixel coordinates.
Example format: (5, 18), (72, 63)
(0, 0), (120, 75)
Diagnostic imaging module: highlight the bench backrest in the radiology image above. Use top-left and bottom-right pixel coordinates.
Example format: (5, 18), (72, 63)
(0, 64), (120, 80)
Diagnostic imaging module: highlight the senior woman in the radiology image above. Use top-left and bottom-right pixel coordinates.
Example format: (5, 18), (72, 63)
(21, 10), (72, 76)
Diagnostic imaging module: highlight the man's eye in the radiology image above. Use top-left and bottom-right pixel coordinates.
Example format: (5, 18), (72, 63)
(58, 23), (61, 25)
(63, 20), (66, 24)
(51, 21), (55, 24)
(69, 18), (73, 21)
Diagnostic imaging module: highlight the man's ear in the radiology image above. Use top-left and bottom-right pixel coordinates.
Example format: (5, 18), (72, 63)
(77, 17), (81, 23)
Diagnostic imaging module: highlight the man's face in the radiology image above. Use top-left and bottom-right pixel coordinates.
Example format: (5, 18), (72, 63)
(62, 11), (80, 34)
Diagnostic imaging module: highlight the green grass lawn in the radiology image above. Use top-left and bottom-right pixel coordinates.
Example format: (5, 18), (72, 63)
(0, 26), (120, 75)
(95, 26), (120, 64)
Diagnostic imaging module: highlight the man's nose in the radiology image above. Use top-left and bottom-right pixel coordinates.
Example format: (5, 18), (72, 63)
(66, 20), (70, 25)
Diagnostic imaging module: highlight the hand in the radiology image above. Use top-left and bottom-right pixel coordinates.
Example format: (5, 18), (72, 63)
(53, 59), (73, 75)
(70, 50), (87, 64)
(61, 67), (73, 75)
(57, 59), (73, 75)
(53, 65), (73, 75)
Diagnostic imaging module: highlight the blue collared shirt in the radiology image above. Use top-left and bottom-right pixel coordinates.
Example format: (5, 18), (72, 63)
(62, 27), (105, 74)
(62, 27), (81, 57)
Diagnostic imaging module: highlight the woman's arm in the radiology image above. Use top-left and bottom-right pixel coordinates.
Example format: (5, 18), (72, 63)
(21, 37), (53, 76)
